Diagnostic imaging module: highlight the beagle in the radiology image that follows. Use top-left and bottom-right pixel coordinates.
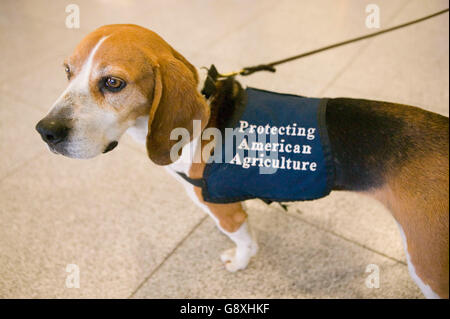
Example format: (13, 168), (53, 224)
(35, 24), (449, 298)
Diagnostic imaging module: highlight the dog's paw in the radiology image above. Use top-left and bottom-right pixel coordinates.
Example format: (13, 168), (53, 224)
(221, 248), (247, 272)
(220, 247), (236, 264)
(220, 243), (258, 272)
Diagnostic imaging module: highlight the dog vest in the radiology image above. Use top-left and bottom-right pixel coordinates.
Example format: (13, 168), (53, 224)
(179, 87), (335, 204)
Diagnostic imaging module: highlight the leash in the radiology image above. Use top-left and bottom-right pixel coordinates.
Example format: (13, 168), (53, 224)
(217, 8), (449, 78)
(194, 8), (449, 211)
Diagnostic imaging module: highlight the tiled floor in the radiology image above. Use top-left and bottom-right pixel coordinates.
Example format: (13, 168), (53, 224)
(0, 0), (448, 298)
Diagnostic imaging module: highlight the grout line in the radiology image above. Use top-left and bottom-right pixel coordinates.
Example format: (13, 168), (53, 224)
(282, 208), (407, 266)
(128, 215), (208, 298)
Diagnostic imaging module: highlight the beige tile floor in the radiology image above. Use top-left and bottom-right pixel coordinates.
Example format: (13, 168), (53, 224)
(0, 0), (448, 298)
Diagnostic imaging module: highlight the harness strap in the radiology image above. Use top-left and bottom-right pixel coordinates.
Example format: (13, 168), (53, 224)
(176, 171), (204, 188)
(176, 171), (288, 211)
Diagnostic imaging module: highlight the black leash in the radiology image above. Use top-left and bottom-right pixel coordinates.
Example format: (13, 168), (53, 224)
(218, 8), (449, 78)
(194, 8), (449, 211)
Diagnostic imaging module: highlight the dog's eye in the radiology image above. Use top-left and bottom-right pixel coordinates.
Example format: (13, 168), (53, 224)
(103, 76), (126, 92)
(64, 65), (71, 80)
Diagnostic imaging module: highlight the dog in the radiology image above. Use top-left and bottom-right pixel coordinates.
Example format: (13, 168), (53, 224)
(35, 24), (449, 298)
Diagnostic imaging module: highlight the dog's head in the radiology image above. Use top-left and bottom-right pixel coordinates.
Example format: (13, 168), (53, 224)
(36, 24), (209, 165)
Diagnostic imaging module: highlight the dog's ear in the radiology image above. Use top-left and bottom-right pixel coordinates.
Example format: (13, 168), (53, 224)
(146, 55), (209, 165)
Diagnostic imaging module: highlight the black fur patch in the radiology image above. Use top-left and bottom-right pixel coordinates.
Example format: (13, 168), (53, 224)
(326, 98), (449, 191)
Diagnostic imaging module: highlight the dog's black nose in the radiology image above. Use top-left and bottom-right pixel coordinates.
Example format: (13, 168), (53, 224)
(36, 118), (70, 145)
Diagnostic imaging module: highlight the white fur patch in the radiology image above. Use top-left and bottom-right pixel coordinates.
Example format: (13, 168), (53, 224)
(219, 221), (258, 272)
(126, 115), (149, 144)
(73, 36), (110, 94)
(52, 36), (110, 112)
(396, 222), (441, 299)
(196, 67), (208, 93)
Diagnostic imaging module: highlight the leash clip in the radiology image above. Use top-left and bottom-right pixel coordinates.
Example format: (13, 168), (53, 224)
(200, 65), (220, 99)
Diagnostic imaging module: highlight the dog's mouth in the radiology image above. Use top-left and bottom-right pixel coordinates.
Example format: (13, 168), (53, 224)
(48, 145), (60, 155)
(103, 141), (118, 153)
(47, 140), (118, 157)
(46, 141), (67, 155)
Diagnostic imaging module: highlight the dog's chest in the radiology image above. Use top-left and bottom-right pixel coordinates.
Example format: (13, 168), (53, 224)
(126, 115), (149, 145)
(126, 115), (196, 175)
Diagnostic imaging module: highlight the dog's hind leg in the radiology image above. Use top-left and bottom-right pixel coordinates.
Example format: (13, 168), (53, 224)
(371, 155), (449, 299)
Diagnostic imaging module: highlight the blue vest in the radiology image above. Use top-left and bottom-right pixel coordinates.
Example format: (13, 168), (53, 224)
(185, 87), (335, 204)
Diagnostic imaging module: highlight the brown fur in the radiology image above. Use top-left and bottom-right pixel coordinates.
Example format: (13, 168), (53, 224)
(146, 56), (209, 165)
(189, 141), (248, 233)
(371, 151), (449, 298)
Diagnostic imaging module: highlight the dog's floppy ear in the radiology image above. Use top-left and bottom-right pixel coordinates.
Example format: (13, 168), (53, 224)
(146, 55), (209, 165)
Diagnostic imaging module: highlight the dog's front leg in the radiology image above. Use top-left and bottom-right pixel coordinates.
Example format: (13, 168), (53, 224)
(165, 166), (258, 271)
(217, 220), (259, 272)
(191, 186), (258, 272)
